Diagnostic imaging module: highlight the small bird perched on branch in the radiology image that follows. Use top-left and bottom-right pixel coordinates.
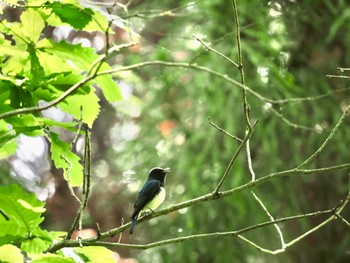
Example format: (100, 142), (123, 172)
(130, 167), (171, 236)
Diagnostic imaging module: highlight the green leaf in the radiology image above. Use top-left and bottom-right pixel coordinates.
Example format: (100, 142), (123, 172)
(0, 184), (45, 238)
(96, 63), (123, 102)
(74, 246), (117, 263)
(5, 115), (43, 137)
(0, 120), (17, 147)
(83, 9), (108, 32)
(50, 132), (83, 186)
(58, 88), (100, 128)
(37, 39), (97, 71)
(21, 9), (45, 43)
(0, 139), (17, 159)
(21, 236), (49, 254)
(36, 39), (122, 102)
(51, 2), (94, 30)
(37, 118), (78, 132)
(31, 254), (76, 263)
(0, 244), (23, 263)
(2, 21), (29, 49)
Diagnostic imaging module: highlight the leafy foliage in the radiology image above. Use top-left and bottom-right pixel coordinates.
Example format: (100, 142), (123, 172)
(0, 0), (122, 183)
(0, 0), (126, 261)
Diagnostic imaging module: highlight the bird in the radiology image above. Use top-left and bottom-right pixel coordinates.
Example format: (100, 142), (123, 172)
(129, 167), (171, 236)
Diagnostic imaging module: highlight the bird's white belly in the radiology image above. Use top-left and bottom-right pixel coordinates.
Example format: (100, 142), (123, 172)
(143, 187), (165, 212)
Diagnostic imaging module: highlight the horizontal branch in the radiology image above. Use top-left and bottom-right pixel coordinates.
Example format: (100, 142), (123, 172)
(2, 60), (348, 121)
(48, 207), (335, 250)
(46, 162), (350, 253)
(98, 61), (350, 105)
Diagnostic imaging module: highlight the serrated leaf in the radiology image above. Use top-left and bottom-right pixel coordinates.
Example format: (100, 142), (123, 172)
(37, 118), (78, 132)
(2, 21), (29, 49)
(51, 2), (94, 30)
(5, 115), (43, 137)
(83, 9), (108, 32)
(21, 237), (49, 254)
(21, 9), (45, 43)
(96, 63), (122, 102)
(0, 184), (45, 237)
(0, 244), (23, 263)
(37, 39), (97, 71)
(58, 88), (100, 128)
(50, 132), (83, 186)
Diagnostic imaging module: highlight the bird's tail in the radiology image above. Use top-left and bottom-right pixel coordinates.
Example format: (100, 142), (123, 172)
(129, 216), (138, 236)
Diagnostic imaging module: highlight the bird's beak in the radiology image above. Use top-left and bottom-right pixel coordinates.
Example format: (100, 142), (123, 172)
(164, 167), (171, 173)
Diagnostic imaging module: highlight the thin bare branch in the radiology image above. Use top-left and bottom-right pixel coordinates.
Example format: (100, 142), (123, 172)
(208, 117), (243, 142)
(298, 104), (350, 168)
(193, 35), (239, 68)
(213, 120), (258, 194)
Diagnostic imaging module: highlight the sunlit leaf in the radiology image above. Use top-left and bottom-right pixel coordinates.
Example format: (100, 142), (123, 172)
(50, 132), (83, 186)
(58, 88), (100, 128)
(0, 184), (45, 239)
(51, 2), (94, 30)
(0, 244), (23, 263)
(20, 8), (45, 43)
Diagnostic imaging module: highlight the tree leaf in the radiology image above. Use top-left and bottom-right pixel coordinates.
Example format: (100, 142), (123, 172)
(58, 88), (100, 128)
(51, 2), (94, 30)
(96, 63), (123, 102)
(50, 132), (83, 186)
(0, 184), (45, 238)
(20, 8), (45, 43)
(0, 244), (23, 263)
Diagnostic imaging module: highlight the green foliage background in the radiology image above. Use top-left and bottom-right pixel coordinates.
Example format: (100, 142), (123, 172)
(0, 0), (349, 262)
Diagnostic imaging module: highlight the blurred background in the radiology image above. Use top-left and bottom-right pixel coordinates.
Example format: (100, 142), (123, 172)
(1, 0), (350, 262)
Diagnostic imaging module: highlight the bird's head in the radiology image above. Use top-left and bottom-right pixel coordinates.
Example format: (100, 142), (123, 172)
(148, 167), (171, 182)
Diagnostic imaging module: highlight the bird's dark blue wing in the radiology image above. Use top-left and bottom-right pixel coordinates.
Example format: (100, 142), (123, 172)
(132, 180), (161, 217)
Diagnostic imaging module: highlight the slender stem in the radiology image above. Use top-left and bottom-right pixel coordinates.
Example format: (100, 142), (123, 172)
(251, 191), (285, 248)
(298, 105), (350, 168)
(208, 117), (243, 142)
(338, 67), (350, 72)
(193, 35), (239, 68)
(232, 0), (251, 129)
(213, 121), (258, 194)
(326, 75), (350, 79)
(270, 106), (320, 132)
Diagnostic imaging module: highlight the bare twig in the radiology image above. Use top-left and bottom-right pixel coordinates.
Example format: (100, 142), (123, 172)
(298, 104), (350, 168)
(208, 117), (243, 142)
(269, 106), (321, 132)
(232, 0), (251, 130)
(251, 192), (286, 248)
(193, 35), (239, 68)
(326, 75), (350, 79)
(213, 120), (258, 195)
(338, 67), (350, 72)
(66, 125), (92, 240)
